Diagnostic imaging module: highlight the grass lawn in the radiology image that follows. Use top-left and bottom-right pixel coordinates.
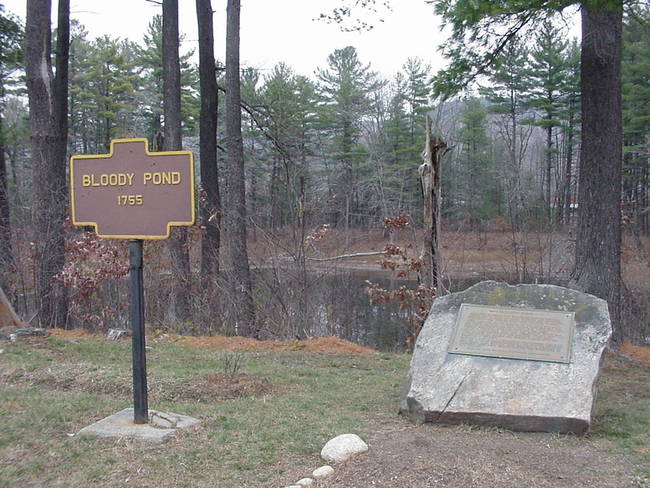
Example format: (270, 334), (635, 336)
(0, 335), (408, 487)
(0, 334), (648, 487)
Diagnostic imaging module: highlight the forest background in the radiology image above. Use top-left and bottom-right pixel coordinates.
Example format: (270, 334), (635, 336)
(0, 0), (648, 348)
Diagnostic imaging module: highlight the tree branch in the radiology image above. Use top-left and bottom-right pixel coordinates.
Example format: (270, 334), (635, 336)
(307, 251), (385, 262)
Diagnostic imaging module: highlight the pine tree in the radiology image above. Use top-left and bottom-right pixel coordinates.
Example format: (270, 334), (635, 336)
(316, 46), (381, 232)
(382, 75), (412, 218)
(479, 40), (534, 229)
(402, 57), (433, 218)
(455, 97), (494, 226)
(69, 33), (140, 152)
(137, 15), (198, 142)
(557, 39), (581, 225)
(0, 5), (22, 291)
(525, 20), (570, 223)
(622, 8), (650, 235)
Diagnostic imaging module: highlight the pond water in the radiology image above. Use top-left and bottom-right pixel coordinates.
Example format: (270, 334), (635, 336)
(253, 268), (419, 352)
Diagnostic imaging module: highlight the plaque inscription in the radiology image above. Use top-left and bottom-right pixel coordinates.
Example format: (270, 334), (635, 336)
(448, 304), (575, 363)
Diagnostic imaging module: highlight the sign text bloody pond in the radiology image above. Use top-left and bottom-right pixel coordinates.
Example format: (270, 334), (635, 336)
(70, 138), (195, 239)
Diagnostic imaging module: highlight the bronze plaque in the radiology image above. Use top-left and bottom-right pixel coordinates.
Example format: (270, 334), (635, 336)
(70, 138), (195, 239)
(448, 304), (575, 363)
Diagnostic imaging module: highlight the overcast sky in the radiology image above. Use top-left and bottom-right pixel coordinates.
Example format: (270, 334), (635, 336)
(4, 0), (453, 80)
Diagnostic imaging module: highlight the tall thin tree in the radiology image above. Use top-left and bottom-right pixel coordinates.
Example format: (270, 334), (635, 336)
(25, 0), (69, 327)
(526, 20), (569, 223)
(226, 0), (256, 335)
(162, 0), (192, 323)
(195, 0), (221, 290)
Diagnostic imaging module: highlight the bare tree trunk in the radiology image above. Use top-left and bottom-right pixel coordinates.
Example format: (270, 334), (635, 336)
(571, 3), (622, 343)
(196, 0), (221, 291)
(419, 116), (448, 295)
(163, 0), (191, 323)
(25, 0), (69, 328)
(562, 112), (575, 225)
(269, 156), (280, 228)
(545, 124), (553, 224)
(642, 142), (649, 234)
(226, 0), (255, 336)
(53, 0), (70, 326)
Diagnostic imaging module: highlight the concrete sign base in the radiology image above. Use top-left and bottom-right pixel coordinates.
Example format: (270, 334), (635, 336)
(78, 408), (200, 443)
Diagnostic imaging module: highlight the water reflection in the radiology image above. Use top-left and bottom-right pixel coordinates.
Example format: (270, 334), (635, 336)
(253, 268), (414, 352)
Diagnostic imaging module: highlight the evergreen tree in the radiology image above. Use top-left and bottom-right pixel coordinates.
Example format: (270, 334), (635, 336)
(261, 63), (296, 228)
(402, 57), (433, 218)
(382, 75), (412, 218)
(137, 15), (198, 142)
(257, 64), (318, 229)
(525, 20), (570, 222)
(622, 8), (650, 234)
(69, 33), (140, 152)
(0, 4), (22, 290)
(454, 97), (495, 226)
(403, 57), (432, 141)
(573, 3), (623, 342)
(479, 40), (534, 229)
(316, 46), (381, 230)
(557, 39), (581, 225)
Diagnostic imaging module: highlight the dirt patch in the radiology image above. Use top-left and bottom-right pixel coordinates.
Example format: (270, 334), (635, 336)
(301, 337), (377, 354)
(46, 328), (377, 355)
(620, 343), (650, 363)
(169, 334), (376, 355)
(174, 334), (287, 351)
(49, 327), (94, 338)
(312, 422), (636, 488)
(181, 373), (271, 401)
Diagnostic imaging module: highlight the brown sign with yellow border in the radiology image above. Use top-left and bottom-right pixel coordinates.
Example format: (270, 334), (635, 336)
(70, 138), (195, 239)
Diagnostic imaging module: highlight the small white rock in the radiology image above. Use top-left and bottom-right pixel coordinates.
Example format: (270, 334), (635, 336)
(321, 433), (368, 463)
(296, 478), (313, 487)
(312, 465), (335, 479)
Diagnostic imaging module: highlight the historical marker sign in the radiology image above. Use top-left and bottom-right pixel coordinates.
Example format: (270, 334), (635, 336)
(69, 138), (196, 425)
(448, 304), (575, 363)
(70, 138), (195, 239)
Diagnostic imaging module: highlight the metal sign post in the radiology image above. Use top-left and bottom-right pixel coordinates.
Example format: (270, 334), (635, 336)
(69, 138), (195, 425)
(129, 239), (148, 423)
